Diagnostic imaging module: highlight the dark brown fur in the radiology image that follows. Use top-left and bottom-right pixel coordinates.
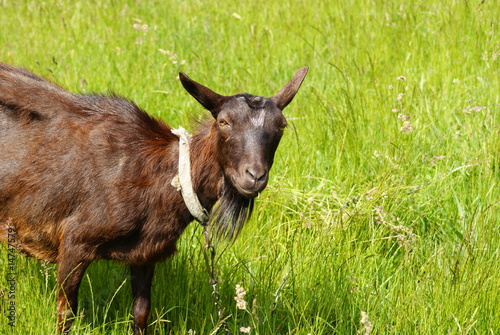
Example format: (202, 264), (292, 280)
(0, 62), (308, 334)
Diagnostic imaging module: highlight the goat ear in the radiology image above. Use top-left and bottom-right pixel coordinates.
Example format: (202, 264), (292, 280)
(179, 72), (230, 117)
(270, 66), (309, 110)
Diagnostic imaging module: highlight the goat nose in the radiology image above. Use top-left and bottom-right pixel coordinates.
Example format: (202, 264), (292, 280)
(246, 167), (267, 184)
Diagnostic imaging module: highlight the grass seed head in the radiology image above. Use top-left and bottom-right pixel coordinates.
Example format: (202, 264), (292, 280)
(234, 284), (247, 310)
(239, 326), (251, 333)
(358, 311), (373, 334)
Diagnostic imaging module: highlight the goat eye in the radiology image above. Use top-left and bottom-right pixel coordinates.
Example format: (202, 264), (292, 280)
(279, 123), (287, 131)
(219, 120), (229, 127)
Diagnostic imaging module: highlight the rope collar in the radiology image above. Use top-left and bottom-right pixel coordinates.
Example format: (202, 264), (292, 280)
(171, 127), (209, 225)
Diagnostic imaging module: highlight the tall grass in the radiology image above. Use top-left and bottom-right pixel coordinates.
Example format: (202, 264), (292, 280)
(1, 0), (500, 333)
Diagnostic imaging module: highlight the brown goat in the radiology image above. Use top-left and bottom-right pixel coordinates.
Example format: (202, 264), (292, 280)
(0, 62), (308, 334)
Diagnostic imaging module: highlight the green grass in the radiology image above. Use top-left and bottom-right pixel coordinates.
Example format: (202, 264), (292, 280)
(1, 0), (500, 334)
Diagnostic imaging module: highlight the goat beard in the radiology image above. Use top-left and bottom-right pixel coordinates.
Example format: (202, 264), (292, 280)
(208, 177), (255, 241)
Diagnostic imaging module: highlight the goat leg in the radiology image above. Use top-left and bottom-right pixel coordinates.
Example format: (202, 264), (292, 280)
(56, 258), (90, 334)
(131, 264), (155, 335)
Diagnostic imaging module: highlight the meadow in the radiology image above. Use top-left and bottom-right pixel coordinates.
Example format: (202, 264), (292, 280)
(1, 0), (500, 334)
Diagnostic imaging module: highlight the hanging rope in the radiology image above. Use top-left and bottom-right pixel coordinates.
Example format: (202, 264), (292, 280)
(171, 127), (232, 333)
(202, 227), (233, 335)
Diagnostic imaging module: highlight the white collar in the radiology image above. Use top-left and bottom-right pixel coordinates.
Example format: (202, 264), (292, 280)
(171, 127), (209, 224)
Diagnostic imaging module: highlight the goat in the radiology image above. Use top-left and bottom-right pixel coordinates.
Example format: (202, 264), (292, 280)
(0, 62), (308, 334)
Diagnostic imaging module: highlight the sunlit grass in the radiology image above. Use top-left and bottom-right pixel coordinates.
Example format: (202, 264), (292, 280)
(1, 0), (500, 334)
